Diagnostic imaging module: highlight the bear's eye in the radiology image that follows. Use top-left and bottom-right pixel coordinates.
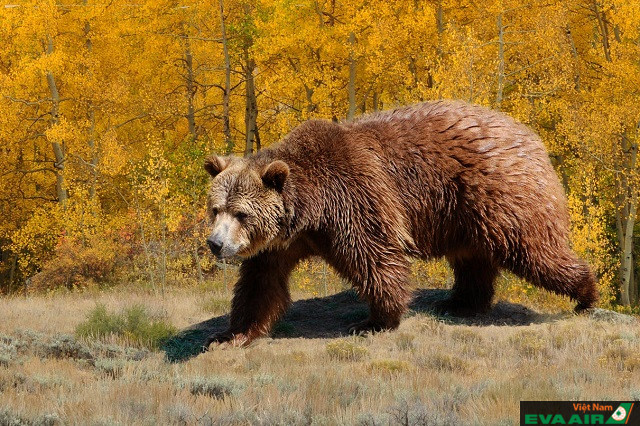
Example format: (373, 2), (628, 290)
(211, 207), (219, 216)
(235, 212), (248, 222)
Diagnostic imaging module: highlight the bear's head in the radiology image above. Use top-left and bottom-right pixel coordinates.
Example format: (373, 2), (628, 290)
(204, 155), (290, 259)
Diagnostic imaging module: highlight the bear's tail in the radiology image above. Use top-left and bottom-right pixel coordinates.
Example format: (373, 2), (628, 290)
(522, 253), (599, 311)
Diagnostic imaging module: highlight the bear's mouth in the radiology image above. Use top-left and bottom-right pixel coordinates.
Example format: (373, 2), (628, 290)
(211, 242), (251, 260)
(215, 254), (244, 264)
(216, 247), (241, 259)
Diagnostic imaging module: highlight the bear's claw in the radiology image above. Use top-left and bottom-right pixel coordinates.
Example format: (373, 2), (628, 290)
(347, 319), (388, 336)
(202, 331), (251, 351)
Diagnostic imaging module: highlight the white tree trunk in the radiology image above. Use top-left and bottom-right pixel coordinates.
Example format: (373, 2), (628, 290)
(219, 0), (233, 153)
(347, 32), (356, 120)
(620, 140), (638, 306)
(46, 35), (67, 204)
(244, 50), (259, 157)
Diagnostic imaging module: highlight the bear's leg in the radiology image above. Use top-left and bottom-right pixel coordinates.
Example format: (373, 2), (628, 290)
(347, 262), (412, 335)
(511, 249), (598, 312)
(204, 242), (310, 349)
(435, 255), (498, 316)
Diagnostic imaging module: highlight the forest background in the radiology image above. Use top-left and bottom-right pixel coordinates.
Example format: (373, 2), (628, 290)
(1, 0), (639, 309)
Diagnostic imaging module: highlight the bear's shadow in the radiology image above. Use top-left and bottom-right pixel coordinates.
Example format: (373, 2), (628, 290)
(162, 288), (564, 363)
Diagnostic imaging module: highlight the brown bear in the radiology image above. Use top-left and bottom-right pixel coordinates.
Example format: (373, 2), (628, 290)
(203, 100), (598, 347)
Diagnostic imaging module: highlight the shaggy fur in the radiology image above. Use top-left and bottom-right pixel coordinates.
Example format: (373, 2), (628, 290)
(203, 100), (598, 347)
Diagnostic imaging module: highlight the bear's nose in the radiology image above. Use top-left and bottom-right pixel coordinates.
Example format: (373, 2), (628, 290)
(207, 237), (223, 256)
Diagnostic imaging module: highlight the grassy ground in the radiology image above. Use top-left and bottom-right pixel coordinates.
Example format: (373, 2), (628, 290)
(0, 269), (639, 425)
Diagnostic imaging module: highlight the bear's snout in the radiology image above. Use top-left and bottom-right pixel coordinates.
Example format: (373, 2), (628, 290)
(207, 237), (223, 257)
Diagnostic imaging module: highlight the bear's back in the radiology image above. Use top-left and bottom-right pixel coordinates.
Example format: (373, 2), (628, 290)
(343, 101), (569, 253)
(345, 101), (544, 155)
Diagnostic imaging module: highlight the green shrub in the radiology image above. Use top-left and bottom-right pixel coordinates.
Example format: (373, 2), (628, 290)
(76, 305), (124, 337)
(76, 304), (176, 349)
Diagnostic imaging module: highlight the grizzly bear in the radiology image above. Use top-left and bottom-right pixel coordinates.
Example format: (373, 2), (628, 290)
(203, 100), (598, 347)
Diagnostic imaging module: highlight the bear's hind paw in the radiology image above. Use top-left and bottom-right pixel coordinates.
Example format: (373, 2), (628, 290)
(347, 319), (391, 336)
(574, 302), (595, 314)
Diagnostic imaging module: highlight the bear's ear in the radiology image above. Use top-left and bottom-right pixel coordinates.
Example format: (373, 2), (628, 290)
(261, 160), (289, 192)
(204, 156), (229, 178)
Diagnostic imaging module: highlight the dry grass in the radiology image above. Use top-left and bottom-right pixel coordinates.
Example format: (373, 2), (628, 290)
(0, 284), (638, 425)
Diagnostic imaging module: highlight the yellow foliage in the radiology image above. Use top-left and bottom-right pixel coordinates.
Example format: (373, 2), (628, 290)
(0, 0), (639, 307)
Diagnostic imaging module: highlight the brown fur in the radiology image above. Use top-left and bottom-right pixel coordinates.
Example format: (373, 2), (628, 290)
(204, 100), (598, 347)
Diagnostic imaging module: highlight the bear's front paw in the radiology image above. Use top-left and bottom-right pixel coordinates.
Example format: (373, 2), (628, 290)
(202, 331), (252, 351)
(202, 331), (231, 351)
(347, 319), (389, 336)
